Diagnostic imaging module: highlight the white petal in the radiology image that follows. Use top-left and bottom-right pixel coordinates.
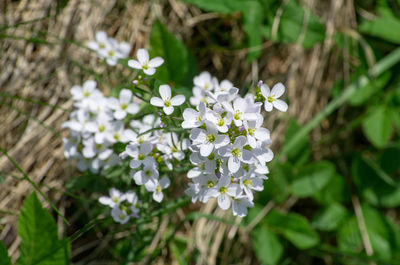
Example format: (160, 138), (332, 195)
(107, 97), (120, 110)
(255, 128), (270, 141)
(96, 31), (108, 43)
(170, 95), (185, 106)
(271, 82), (285, 98)
(128, 59), (142, 69)
(114, 110), (126, 120)
(153, 191), (164, 202)
(150, 97), (164, 107)
(87, 41), (99, 51)
(264, 102), (273, 112)
(200, 143), (214, 157)
(234, 136), (247, 147)
(137, 48), (149, 64)
(140, 141), (153, 155)
(241, 150), (254, 163)
(126, 104), (139, 114)
(218, 194), (231, 210)
(273, 99), (288, 112)
(148, 57), (164, 67)
(160, 177), (171, 189)
(228, 156), (240, 173)
(99, 196), (113, 206)
(163, 106), (174, 115)
(143, 67), (156, 75)
(129, 159), (141, 169)
(120, 89), (132, 103)
(260, 84), (270, 98)
(159, 85), (171, 100)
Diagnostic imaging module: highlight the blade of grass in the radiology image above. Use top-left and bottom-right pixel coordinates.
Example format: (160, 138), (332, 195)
(0, 92), (72, 112)
(278, 47), (400, 161)
(0, 146), (69, 225)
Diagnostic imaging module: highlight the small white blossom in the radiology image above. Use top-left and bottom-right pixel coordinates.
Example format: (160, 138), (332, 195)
(150, 85), (185, 115)
(260, 82), (288, 112)
(145, 177), (171, 202)
(128, 48), (164, 75)
(108, 89), (140, 120)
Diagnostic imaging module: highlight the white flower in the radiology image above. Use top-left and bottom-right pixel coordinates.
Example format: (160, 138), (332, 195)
(206, 109), (233, 133)
(133, 164), (159, 185)
(108, 89), (140, 120)
(128, 49), (164, 75)
(87, 31), (110, 53)
(193, 71), (214, 91)
(181, 102), (206, 129)
(145, 176), (171, 202)
(125, 141), (154, 169)
(232, 195), (254, 217)
(111, 206), (130, 224)
(150, 85), (185, 115)
(125, 191), (141, 216)
(205, 175), (240, 210)
(219, 136), (254, 173)
(240, 175), (264, 201)
(88, 32), (131, 66)
(99, 188), (126, 208)
(260, 82), (288, 112)
(71, 80), (103, 110)
(223, 97), (258, 127)
(190, 121), (229, 157)
(82, 137), (113, 160)
(243, 118), (271, 148)
(106, 121), (129, 143)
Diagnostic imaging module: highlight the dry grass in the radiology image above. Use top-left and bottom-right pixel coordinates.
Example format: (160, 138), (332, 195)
(0, 0), (357, 263)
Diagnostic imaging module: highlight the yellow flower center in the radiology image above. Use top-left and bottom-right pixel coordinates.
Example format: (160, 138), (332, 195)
(206, 134), (216, 143)
(219, 186), (227, 194)
(232, 148), (241, 157)
(207, 180), (214, 188)
(267, 96), (275, 103)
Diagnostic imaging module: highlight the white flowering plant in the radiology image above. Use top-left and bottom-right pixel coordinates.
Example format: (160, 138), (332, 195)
(62, 29), (288, 225)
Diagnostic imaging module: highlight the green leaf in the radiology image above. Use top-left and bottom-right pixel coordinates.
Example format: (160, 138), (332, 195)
(242, 1), (263, 61)
(149, 20), (189, 86)
(348, 71), (391, 106)
(359, 8), (400, 44)
(290, 161), (335, 198)
(362, 105), (393, 149)
(181, 0), (264, 61)
(262, 0), (325, 49)
(362, 204), (398, 261)
(259, 162), (290, 203)
(265, 210), (319, 249)
(312, 203), (348, 231)
(252, 227), (283, 265)
(180, 0), (237, 13)
(17, 192), (69, 265)
(0, 241), (11, 265)
(312, 174), (351, 204)
(338, 216), (362, 253)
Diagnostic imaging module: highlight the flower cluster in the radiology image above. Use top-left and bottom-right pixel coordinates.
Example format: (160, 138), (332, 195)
(99, 188), (141, 224)
(62, 81), (141, 173)
(120, 112), (189, 203)
(87, 31), (131, 66)
(183, 72), (286, 217)
(65, 30), (288, 223)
